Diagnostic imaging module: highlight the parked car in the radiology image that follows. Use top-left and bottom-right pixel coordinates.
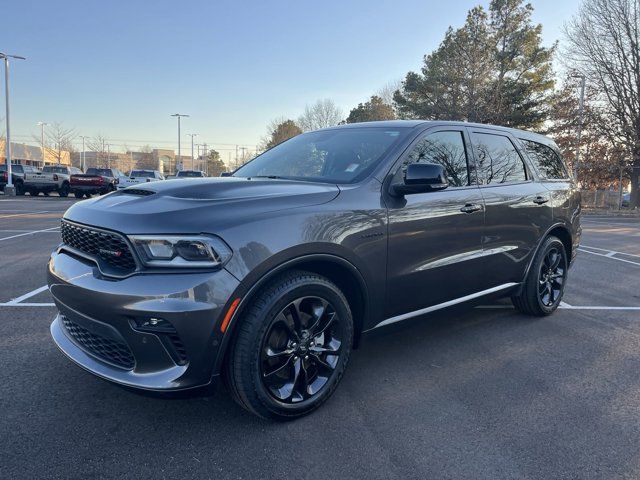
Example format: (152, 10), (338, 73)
(175, 170), (206, 178)
(117, 169), (164, 190)
(48, 120), (581, 419)
(70, 167), (124, 198)
(28, 165), (84, 197)
(0, 163), (27, 195)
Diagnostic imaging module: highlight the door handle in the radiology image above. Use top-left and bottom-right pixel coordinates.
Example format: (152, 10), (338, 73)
(533, 196), (549, 205)
(460, 203), (482, 213)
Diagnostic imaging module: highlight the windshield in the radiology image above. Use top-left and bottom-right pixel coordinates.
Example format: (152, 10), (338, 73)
(177, 171), (203, 177)
(233, 127), (409, 184)
(131, 170), (155, 178)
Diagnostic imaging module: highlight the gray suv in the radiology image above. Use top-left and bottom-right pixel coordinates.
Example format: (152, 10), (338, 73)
(48, 121), (581, 419)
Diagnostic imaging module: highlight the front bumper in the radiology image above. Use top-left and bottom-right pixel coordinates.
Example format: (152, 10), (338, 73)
(48, 249), (240, 391)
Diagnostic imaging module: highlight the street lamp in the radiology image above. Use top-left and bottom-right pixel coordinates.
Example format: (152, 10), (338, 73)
(79, 135), (88, 171)
(187, 133), (198, 170)
(171, 113), (189, 173)
(1, 52), (26, 196)
(37, 121), (50, 168)
(570, 73), (586, 183)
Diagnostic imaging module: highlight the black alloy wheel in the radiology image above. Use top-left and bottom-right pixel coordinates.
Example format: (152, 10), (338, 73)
(538, 246), (565, 307)
(260, 296), (343, 404)
(224, 270), (353, 419)
(512, 235), (567, 316)
(15, 181), (24, 195)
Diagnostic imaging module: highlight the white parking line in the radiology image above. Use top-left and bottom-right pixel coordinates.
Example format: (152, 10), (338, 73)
(6, 285), (49, 305)
(0, 226), (60, 242)
(578, 248), (640, 266)
(0, 302), (55, 307)
(580, 244), (640, 259)
(0, 210), (50, 219)
(582, 220), (640, 228)
(476, 304), (640, 311)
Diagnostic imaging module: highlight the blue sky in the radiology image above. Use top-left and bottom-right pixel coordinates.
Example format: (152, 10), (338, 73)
(3, 0), (581, 156)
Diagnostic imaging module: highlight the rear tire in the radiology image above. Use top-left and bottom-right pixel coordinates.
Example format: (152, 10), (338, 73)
(15, 181), (25, 196)
(58, 183), (70, 197)
(28, 188), (39, 196)
(224, 270), (353, 420)
(512, 236), (568, 316)
(84, 193), (92, 198)
(74, 192), (84, 199)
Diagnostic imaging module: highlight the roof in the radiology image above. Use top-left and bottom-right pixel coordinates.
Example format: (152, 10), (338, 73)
(324, 120), (555, 146)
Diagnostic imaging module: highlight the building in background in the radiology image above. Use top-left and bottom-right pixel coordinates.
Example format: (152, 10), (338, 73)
(0, 140), (71, 167)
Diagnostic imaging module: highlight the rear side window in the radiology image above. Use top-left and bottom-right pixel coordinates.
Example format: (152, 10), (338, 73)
(471, 132), (527, 185)
(520, 139), (569, 180)
(403, 131), (470, 187)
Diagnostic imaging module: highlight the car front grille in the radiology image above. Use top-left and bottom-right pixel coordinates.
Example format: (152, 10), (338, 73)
(60, 220), (137, 273)
(61, 316), (135, 370)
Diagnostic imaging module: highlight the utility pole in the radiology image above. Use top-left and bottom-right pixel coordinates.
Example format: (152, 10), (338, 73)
(202, 142), (207, 175)
(1, 52), (26, 196)
(79, 135), (88, 171)
(106, 143), (111, 169)
(240, 146), (247, 166)
(235, 145), (239, 169)
(187, 133), (198, 170)
(171, 113), (189, 173)
(571, 74), (586, 183)
(37, 122), (49, 168)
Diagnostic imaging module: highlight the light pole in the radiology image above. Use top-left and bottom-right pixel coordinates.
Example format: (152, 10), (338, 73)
(571, 73), (586, 183)
(37, 121), (50, 167)
(106, 143), (111, 169)
(171, 113), (189, 173)
(79, 135), (88, 171)
(1, 52), (26, 196)
(187, 133), (198, 170)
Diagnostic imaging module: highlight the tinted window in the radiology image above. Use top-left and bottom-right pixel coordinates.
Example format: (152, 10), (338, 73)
(521, 139), (569, 180)
(234, 128), (409, 184)
(131, 170), (155, 178)
(43, 166), (68, 174)
(471, 132), (527, 184)
(403, 131), (469, 187)
(87, 168), (112, 176)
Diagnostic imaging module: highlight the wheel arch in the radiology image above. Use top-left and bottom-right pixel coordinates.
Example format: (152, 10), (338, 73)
(521, 222), (573, 283)
(213, 253), (369, 376)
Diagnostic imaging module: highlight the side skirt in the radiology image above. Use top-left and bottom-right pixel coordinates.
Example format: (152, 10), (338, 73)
(367, 282), (519, 331)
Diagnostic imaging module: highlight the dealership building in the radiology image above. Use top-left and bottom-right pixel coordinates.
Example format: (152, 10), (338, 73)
(0, 140), (71, 167)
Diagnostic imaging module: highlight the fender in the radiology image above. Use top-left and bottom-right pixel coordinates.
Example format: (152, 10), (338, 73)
(519, 221), (573, 286)
(211, 252), (370, 376)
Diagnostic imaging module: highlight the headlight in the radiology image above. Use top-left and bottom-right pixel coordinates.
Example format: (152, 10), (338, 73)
(129, 235), (232, 268)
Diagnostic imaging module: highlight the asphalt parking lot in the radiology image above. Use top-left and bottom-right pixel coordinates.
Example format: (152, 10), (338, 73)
(1, 198), (639, 479)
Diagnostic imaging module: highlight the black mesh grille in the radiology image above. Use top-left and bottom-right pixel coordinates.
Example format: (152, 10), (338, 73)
(60, 220), (136, 272)
(61, 316), (135, 370)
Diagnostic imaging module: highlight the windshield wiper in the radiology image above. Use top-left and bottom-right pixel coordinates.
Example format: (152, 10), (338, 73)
(248, 175), (290, 180)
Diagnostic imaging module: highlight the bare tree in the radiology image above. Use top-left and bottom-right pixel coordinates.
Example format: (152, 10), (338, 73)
(86, 134), (108, 168)
(376, 79), (403, 107)
(297, 99), (343, 132)
(564, 0), (640, 207)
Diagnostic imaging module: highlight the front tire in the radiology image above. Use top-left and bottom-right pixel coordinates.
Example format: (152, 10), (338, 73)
(27, 188), (39, 196)
(74, 191), (84, 199)
(512, 236), (568, 316)
(224, 270), (353, 419)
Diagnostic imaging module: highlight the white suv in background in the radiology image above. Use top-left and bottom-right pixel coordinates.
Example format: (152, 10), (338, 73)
(117, 169), (165, 190)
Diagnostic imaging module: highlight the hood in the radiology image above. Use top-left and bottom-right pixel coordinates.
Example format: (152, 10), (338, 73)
(64, 177), (340, 234)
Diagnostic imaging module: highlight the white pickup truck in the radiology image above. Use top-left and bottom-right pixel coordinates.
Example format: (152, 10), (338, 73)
(117, 169), (164, 190)
(23, 165), (83, 197)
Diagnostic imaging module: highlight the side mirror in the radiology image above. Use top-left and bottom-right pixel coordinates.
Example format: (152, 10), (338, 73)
(391, 163), (449, 196)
